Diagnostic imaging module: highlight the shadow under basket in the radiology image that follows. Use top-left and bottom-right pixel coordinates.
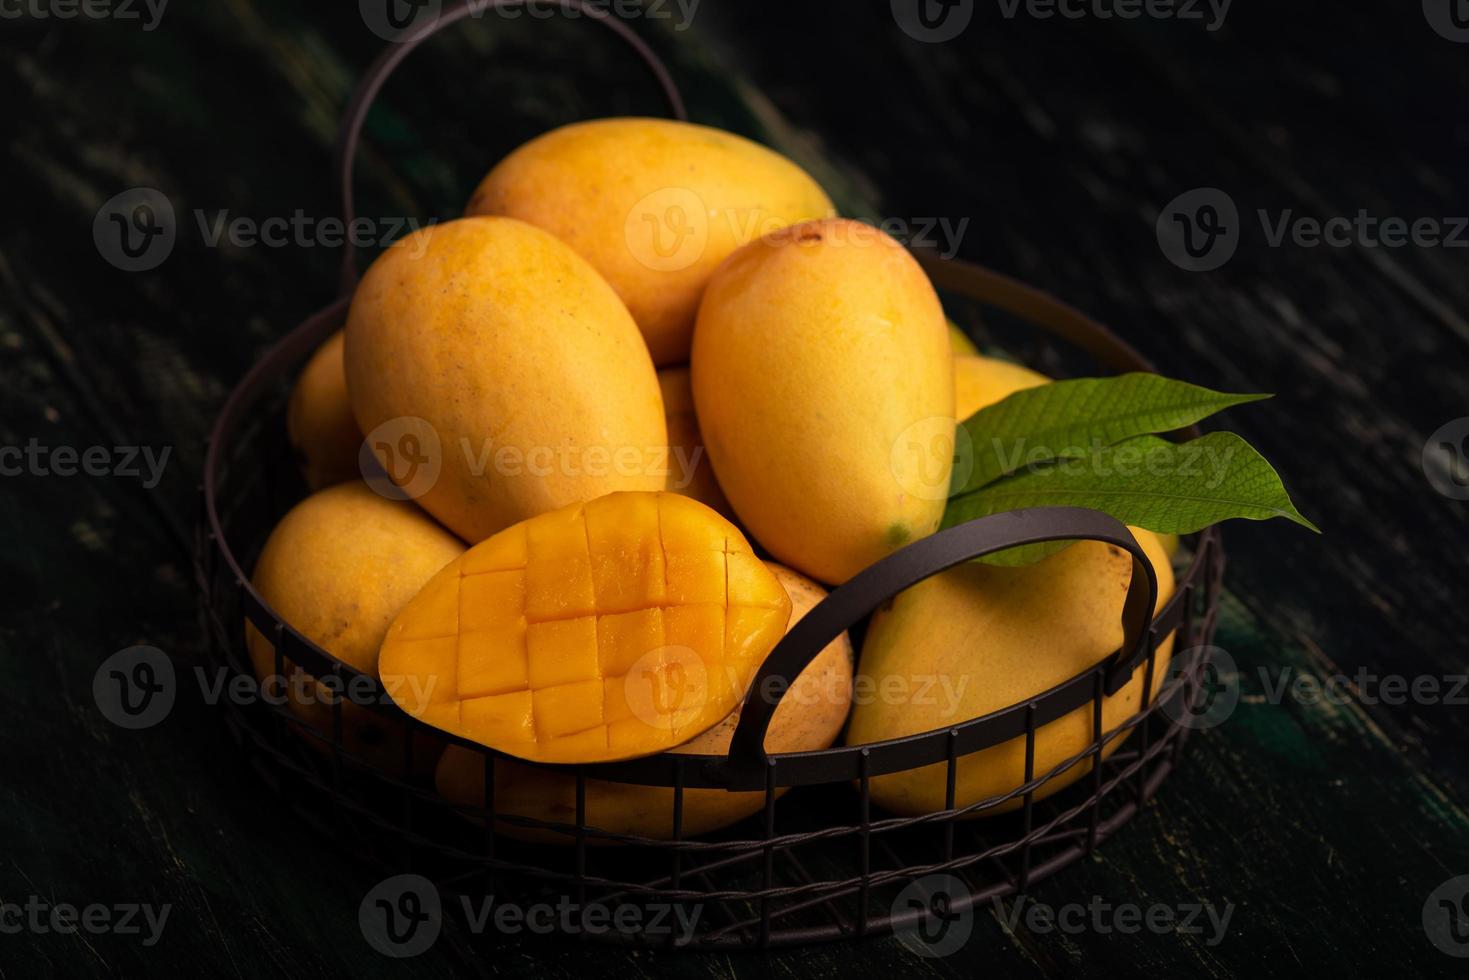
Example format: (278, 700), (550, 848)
(193, 1), (1226, 951)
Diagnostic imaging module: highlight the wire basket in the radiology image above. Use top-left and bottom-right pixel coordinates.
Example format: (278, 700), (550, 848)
(193, 1), (1226, 951)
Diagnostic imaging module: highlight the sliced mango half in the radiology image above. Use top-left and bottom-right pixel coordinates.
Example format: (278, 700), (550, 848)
(379, 491), (792, 764)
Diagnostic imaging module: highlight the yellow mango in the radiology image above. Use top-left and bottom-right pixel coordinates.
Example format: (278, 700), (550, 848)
(845, 529), (1176, 816)
(954, 353), (1050, 419)
(658, 365), (732, 518)
(286, 331), (362, 490)
(434, 562), (853, 842)
(379, 492), (792, 764)
(691, 217), (954, 585)
(466, 117), (834, 366)
(246, 482), (465, 773)
(344, 216), (666, 543)
(948, 319), (979, 357)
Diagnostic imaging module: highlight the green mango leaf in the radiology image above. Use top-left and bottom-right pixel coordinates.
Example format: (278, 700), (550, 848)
(943, 432), (1319, 566)
(952, 373), (1271, 496)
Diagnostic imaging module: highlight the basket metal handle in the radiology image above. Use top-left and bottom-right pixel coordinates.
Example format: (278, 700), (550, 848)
(722, 506), (1160, 778)
(332, 0), (688, 294)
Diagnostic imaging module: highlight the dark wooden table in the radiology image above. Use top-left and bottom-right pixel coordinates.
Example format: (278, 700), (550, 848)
(4, 1), (1468, 976)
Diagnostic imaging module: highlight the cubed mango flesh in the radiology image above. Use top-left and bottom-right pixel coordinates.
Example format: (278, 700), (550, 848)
(378, 492), (792, 763)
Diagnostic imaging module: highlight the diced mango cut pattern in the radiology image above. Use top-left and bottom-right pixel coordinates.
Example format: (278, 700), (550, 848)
(379, 492), (792, 763)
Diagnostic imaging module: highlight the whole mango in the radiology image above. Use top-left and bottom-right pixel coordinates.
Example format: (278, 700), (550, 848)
(466, 117), (834, 365)
(246, 482), (464, 774)
(344, 216), (667, 543)
(948, 319), (980, 357)
(845, 528), (1176, 816)
(658, 365), (732, 518)
(691, 218), (954, 584)
(953, 353), (1050, 419)
(286, 330), (362, 490)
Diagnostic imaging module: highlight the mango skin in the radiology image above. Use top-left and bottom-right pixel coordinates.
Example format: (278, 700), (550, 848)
(657, 366), (732, 518)
(286, 331), (362, 490)
(466, 117), (834, 366)
(434, 562), (854, 842)
(953, 354), (1050, 419)
(691, 218), (954, 585)
(845, 529), (1176, 817)
(344, 216), (667, 543)
(948, 320), (980, 357)
(246, 482), (465, 775)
